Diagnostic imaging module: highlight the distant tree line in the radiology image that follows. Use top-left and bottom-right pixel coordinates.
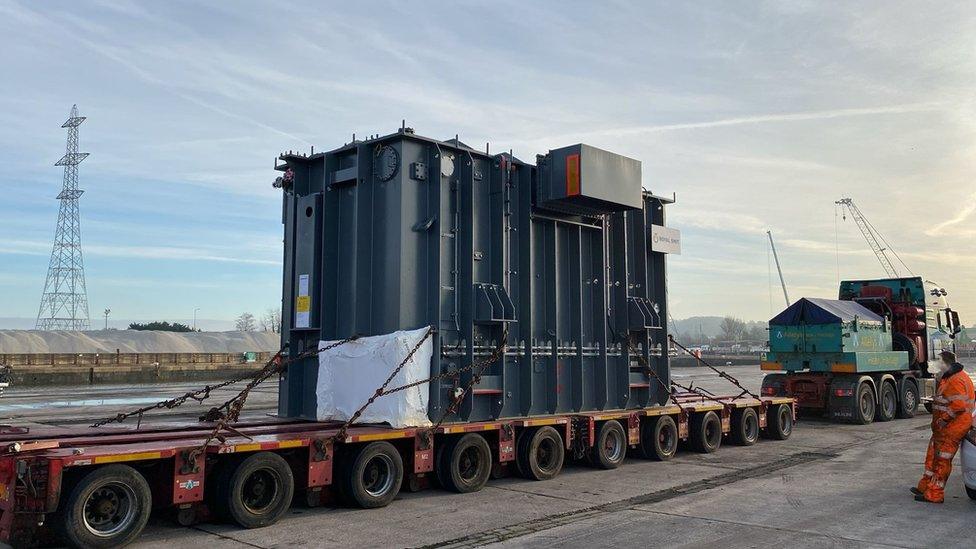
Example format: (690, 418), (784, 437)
(128, 321), (195, 332)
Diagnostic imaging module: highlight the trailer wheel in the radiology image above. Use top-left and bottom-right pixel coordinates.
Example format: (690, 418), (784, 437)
(437, 434), (492, 493)
(516, 426), (565, 480)
(339, 441), (403, 508)
(690, 411), (722, 453)
(214, 451), (294, 529)
(854, 382), (876, 425)
(764, 404), (793, 440)
(60, 464), (152, 549)
(637, 415), (678, 460)
(589, 420), (627, 469)
(897, 379), (919, 419)
(730, 408), (759, 446)
(876, 381), (897, 422)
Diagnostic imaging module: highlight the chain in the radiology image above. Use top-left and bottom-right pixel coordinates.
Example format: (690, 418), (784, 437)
(668, 335), (760, 400)
(188, 336), (361, 450)
(88, 356), (282, 428)
(330, 326), (509, 445)
(625, 337), (687, 414)
(425, 327), (509, 434)
(330, 328), (435, 444)
(91, 336), (360, 429)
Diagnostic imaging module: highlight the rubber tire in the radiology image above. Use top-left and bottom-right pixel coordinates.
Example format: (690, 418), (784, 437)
(730, 408), (760, 446)
(924, 402), (934, 414)
(876, 381), (897, 422)
(60, 464), (152, 549)
(764, 403), (794, 440)
(214, 451), (294, 529)
(854, 382), (876, 425)
(590, 420), (627, 469)
(515, 426), (564, 480)
(897, 379), (919, 419)
(690, 411), (723, 453)
(637, 415), (678, 460)
(967, 486), (976, 501)
(437, 434), (492, 493)
(338, 441), (403, 509)
(893, 332), (919, 368)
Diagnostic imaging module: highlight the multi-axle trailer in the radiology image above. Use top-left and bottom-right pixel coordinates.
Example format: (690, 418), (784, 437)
(0, 129), (798, 547)
(0, 395), (793, 547)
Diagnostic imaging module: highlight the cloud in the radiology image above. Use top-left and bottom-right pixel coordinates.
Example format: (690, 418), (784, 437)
(671, 211), (766, 234)
(542, 103), (946, 142)
(0, 239), (278, 266)
(925, 191), (976, 236)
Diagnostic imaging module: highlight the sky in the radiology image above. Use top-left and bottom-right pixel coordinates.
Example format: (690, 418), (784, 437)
(0, 0), (973, 329)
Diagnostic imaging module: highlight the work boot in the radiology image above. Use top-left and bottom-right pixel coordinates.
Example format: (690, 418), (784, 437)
(915, 494), (942, 503)
(910, 487), (922, 496)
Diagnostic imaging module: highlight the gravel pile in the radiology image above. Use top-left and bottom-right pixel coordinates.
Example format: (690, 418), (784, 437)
(0, 330), (280, 353)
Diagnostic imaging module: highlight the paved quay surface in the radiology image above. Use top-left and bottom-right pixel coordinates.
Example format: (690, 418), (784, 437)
(4, 365), (972, 548)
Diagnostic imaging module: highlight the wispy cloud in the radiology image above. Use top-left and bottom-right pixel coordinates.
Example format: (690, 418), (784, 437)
(546, 103), (946, 142)
(926, 190), (976, 236)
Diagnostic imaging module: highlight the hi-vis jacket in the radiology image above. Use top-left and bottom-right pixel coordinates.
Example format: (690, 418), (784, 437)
(931, 363), (975, 438)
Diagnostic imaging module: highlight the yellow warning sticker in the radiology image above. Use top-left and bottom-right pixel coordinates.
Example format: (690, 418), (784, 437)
(296, 295), (310, 313)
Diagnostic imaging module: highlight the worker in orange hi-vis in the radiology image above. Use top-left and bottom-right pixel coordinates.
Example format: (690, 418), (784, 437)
(912, 350), (975, 503)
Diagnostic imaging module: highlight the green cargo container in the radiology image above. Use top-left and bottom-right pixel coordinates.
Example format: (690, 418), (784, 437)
(764, 298), (909, 374)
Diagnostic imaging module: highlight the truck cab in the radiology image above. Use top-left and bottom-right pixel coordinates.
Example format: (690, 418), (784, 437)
(839, 277), (961, 374)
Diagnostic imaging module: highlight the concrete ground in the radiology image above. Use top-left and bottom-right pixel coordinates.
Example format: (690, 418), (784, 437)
(4, 366), (972, 548)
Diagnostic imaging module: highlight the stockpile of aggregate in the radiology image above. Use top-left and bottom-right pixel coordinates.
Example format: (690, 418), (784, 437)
(0, 330), (280, 354)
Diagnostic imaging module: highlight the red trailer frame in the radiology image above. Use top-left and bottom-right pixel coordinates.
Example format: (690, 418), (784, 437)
(0, 396), (794, 547)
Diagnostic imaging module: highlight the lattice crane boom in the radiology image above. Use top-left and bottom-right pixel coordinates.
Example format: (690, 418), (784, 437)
(835, 197), (902, 278)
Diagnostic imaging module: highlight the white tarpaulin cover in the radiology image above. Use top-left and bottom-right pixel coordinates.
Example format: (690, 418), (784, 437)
(315, 327), (434, 428)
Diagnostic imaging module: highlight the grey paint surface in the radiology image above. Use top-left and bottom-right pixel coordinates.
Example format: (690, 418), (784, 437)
(276, 130), (671, 422)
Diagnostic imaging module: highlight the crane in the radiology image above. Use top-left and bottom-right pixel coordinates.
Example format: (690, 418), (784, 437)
(835, 198), (913, 278)
(766, 231), (790, 307)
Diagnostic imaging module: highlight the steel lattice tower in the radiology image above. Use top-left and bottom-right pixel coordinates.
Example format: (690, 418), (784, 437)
(35, 105), (91, 330)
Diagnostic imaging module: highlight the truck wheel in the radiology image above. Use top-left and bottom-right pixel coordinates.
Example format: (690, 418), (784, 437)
(339, 441), (403, 509)
(637, 415), (678, 460)
(876, 381), (897, 422)
(764, 403), (793, 440)
(60, 464), (152, 549)
(730, 408), (759, 446)
(854, 382), (876, 425)
(897, 379), (919, 419)
(515, 426), (564, 480)
(893, 332), (919, 368)
(437, 434), (492, 493)
(967, 486), (976, 500)
(924, 402), (934, 414)
(590, 420), (627, 469)
(215, 452), (294, 529)
(690, 411), (722, 453)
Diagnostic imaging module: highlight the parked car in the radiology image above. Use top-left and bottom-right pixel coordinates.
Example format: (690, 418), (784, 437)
(962, 431), (976, 500)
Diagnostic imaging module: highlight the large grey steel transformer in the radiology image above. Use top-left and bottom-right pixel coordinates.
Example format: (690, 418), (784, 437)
(275, 128), (676, 423)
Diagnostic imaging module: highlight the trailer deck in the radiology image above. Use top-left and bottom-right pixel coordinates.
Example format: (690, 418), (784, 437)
(0, 396), (793, 547)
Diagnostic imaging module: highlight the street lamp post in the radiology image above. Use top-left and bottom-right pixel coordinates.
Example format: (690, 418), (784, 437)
(103, 308), (111, 330)
(193, 308), (200, 331)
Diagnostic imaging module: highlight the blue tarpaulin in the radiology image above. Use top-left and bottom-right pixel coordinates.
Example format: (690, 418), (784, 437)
(770, 297), (883, 326)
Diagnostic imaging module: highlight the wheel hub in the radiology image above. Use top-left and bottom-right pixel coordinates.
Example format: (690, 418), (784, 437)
(82, 482), (137, 538)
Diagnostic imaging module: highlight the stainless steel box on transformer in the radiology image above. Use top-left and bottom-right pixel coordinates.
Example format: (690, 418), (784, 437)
(275, 127), (677, 423)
